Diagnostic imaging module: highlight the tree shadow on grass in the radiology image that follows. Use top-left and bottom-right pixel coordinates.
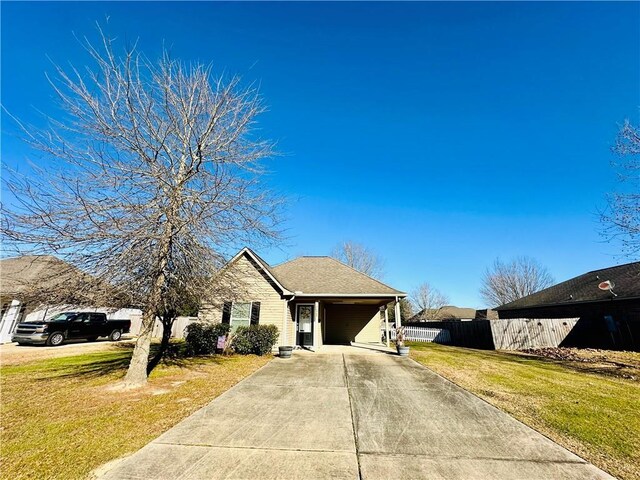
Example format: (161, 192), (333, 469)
(36, 342), (232, 381)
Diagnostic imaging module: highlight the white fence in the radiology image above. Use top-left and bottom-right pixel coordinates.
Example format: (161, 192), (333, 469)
(390, 326), (451, 344)
(128, 315), (199, 339)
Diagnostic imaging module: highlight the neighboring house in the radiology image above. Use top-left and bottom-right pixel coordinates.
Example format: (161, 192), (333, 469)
(0, 255), (141, 344)
(199, 248), (407, 349)
(408, 306), (498, 322)
(496, 261), (640, 351)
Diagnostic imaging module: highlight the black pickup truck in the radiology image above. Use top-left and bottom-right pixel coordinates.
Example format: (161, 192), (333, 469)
(12, 312), (131, 346)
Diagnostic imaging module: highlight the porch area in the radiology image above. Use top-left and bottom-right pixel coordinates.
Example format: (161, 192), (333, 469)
(286, 297), (403, 351)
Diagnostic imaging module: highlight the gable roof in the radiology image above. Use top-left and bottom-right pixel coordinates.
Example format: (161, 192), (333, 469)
(227, 248), (292, 295)
(0, 255), (74, 296)
(496, 261), (640, 311)
(270, 256), (405, 297)
(0, 255), (128, 306)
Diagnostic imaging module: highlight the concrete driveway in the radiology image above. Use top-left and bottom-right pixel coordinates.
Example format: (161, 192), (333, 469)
(99, 349), (613, 480)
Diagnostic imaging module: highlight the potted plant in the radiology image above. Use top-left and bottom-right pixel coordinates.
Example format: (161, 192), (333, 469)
(278, 345), (294, 359)
(396, 326), (409, 356)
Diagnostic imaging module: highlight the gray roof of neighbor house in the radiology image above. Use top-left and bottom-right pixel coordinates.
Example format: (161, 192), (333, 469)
(270, 256), (406, 296)
(0, 255), (72, 297)
(409, 306), (477, 321)
(496, 261), (640, 311)
(0, 255), (129, 306)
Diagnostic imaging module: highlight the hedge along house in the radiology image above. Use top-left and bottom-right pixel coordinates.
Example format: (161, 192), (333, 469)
(199, 248), (407, 349)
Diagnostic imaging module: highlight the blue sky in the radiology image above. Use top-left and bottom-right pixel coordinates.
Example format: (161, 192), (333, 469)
(2, 2), (639, 308)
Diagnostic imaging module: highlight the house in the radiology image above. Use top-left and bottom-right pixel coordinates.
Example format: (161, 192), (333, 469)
(408, 306), (499, 322)
(199, 248), (407, 349)
(0, 255), (141, 344)
(496, 261), (640, 350)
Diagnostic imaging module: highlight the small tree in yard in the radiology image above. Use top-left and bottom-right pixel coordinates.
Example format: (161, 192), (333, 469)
(601, 120), (640, 259)
(480, 256), (554, 307)
(1, 28), (281, 387)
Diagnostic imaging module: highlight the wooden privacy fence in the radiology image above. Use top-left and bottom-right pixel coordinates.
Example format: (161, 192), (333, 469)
(404, 321), (494, 348)
(491, 318), (579, 349)
(390, 326), (451, 344)
(402, 318), (580, 350)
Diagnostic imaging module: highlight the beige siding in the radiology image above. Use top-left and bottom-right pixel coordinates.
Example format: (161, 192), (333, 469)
(199, 254), (287, 346)
(324, 304), (382, 344)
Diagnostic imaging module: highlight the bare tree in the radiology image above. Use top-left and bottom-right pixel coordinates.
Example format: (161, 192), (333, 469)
(601, 119), (640, 258)
(411, 282), (450, 320)
(330, 241), (385, 279)
(1, 27), (281, 387)
(480, 256), (554, 307)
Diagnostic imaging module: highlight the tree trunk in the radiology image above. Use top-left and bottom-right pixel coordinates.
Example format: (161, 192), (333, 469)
(122, 163), (184, 388)
(147, 316), (174, 375)
(122, 236), (171, 388)
(122, 309), (156, 387)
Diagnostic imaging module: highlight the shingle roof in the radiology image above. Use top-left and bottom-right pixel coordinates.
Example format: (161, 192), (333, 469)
(0, 255), (71, 296)
(409, 306), (477, 321)
(270, 256), (405, 296)
(496, 261), (640, 311)
(0, 255), (129, 306)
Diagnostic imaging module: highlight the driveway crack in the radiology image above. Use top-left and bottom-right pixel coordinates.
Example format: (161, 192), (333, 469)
(343, 353), (363, 480)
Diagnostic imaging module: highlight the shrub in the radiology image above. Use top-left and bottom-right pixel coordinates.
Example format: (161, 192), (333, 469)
(184, 322), (231, 355)
(232, 324), (279, 356)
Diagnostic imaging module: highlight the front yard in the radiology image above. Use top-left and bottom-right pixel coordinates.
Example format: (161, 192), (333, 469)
(0, 343), (270, 480)
(409, 342), (640, 480)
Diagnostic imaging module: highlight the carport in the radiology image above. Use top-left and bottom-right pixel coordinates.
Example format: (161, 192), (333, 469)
(287, 296), (403, 349)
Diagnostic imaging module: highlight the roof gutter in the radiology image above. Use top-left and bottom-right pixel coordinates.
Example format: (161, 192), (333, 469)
(286, 293), (407, 298)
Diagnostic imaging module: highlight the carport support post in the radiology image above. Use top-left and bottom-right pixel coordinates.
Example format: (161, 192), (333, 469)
(384, 306), (390, 348)
(313, 301), (319, 350)
(395, 297), (401, 328)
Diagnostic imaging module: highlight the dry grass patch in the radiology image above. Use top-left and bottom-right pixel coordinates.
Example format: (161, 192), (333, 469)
(409, 342), (640, 480)
(0, 343), (270, 480)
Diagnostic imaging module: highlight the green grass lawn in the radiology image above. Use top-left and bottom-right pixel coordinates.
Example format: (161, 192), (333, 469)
(0, 344), (270, 480)
(409, 342), (640, 480)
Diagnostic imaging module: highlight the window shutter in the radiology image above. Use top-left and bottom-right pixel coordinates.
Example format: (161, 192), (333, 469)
(221, 302), (232, 324)
(250, 302), (261, 325)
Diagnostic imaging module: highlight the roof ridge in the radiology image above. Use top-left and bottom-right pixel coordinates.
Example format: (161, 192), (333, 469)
(324, 256), (405, 295)
(582, 260), (640, 276)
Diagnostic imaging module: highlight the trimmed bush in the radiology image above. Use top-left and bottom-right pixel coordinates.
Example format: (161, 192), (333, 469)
(232, 324), (279, 356)
(184, 322), (231, 355)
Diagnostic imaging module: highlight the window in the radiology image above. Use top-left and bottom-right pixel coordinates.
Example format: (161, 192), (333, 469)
(230, 302), (251, 331)
(73, 313), (89, 322)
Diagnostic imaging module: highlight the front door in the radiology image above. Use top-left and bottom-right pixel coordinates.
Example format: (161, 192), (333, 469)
(296, 304), (314, 347)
